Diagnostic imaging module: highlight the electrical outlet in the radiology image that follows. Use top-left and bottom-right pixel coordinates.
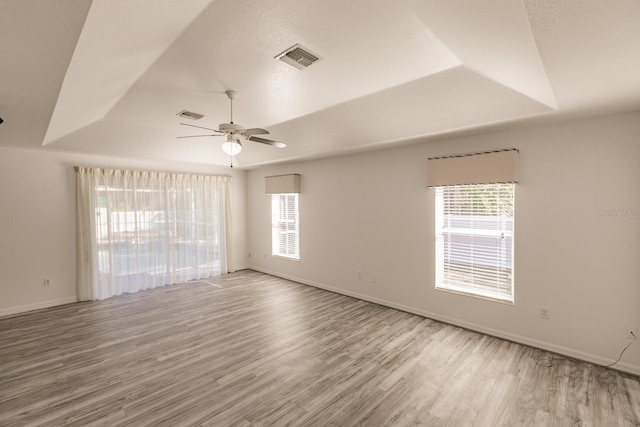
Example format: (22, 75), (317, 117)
(625, 325), (638, 340)
(357, 271), (363, 280)
(43, 277), (52, 287)
(539, 307), (550, 320)
(370, 275), (376, 283)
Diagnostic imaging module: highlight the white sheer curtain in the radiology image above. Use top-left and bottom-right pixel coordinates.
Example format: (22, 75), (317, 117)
(76, 167), (232, 301)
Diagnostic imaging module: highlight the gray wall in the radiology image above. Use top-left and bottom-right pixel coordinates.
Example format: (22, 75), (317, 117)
(0, 148), (249, 315)
(247, 112), (640, 375)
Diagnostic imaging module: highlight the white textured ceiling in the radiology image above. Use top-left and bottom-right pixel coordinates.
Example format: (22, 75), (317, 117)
(1, 0), (639, 168)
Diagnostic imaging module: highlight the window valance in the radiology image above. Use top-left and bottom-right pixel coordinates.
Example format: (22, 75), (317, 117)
(427, 149), (518, 187)
(265, 174), (301, 194)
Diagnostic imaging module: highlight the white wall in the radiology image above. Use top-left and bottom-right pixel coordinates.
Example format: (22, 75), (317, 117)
(247, 112), (640, 375)
(0, 147), (248, 316)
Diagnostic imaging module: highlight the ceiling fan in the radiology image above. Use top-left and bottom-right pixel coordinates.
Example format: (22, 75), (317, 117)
(178, 90), (286, 160)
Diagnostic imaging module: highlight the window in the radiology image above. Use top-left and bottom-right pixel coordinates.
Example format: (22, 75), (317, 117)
(272, 193), (299, 259)
(76, 168), (230, 301)
(435, 183), (515, 303)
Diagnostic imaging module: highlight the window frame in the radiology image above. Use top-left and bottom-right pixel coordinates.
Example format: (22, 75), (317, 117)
(271, 193), (300, 260)
(434, 183), (515, 304)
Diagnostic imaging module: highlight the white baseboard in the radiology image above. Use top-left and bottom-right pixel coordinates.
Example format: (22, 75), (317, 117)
(0, 297), (77, 318)
(250, 266), (640, 376)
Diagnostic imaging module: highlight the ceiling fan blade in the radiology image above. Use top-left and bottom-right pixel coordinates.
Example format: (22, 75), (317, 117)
(180, 123), (224, 133)
(177, 134), (223, 138)
(242, 128), (269, 136)
(247, 136), (287, 148)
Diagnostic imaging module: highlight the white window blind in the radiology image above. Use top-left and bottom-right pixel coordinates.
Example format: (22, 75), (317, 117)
(272, 193), (299, 259)
(435, 183), (515, 303)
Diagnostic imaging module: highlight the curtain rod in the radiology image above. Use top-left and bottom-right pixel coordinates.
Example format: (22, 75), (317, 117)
(73, 165), (232, 179)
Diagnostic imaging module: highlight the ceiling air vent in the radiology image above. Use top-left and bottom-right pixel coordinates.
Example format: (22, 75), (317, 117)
(176, 110), (204, 120)
(275, 44), (320, 70)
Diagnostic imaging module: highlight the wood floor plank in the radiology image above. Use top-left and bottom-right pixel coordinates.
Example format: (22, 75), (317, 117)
(0, 270), (638, 426)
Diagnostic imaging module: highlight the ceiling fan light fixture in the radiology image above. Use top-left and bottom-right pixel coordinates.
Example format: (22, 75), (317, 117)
(221, 137), (242, 156)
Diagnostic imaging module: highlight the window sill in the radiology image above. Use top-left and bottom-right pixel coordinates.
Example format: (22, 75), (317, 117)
(436, 285), (514, 305)
(272, 254), (300, 262)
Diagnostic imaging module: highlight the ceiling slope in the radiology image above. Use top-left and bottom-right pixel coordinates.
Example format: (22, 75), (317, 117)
(42, 0), (213, 145)
(405, 0), (557, 109)
(2, 0), (640, 168)
(0, 0), (92, 148)
(523, 0), (640, 112)
(239, 66), (554, 166)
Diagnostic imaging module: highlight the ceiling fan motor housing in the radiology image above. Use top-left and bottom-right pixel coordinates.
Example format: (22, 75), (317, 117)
(219, 122), (244, 132)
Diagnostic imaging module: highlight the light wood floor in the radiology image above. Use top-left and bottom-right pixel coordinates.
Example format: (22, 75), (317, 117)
(1, 270), (638, 426)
